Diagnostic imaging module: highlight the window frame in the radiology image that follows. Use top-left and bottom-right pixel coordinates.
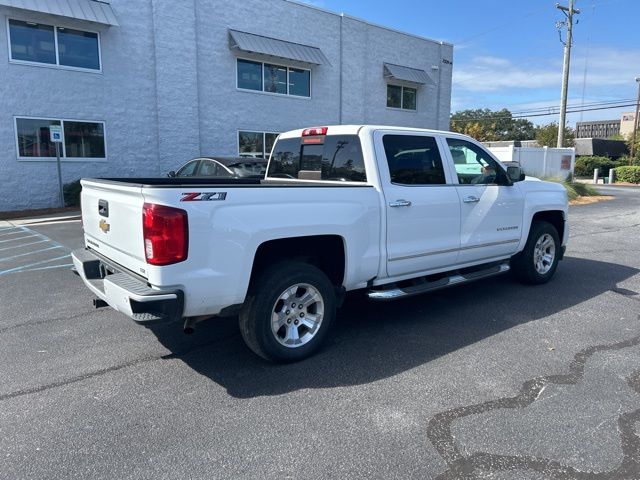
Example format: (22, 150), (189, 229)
(237, 130), (281, 158)
(14, 116), (107, 162)
(235, 57), (311, 99)
(6, 18), (103, 73)
(386, 83), (418, 111)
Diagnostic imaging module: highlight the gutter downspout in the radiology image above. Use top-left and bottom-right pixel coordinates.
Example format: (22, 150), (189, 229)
(149, 0), (162, 176)
(339, 13), (343, 125)
(436, 41), (443, 130)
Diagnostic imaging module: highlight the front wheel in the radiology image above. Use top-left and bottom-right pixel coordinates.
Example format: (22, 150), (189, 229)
(239, 261), (336, 363)
(511, 221), (561, 285)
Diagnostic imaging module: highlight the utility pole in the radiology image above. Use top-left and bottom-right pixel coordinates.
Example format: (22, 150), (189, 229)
(556, 0), (580, 148)
(630, 76), (640, 164)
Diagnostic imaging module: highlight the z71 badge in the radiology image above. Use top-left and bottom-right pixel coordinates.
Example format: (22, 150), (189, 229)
(180, 192), (227, 202)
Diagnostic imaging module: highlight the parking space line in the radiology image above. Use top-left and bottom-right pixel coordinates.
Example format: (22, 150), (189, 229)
(0, 239), (49, 252)
(0, 254), (72, 276)
(0, 246), (64, 263)
(0, 235), (37, 243)
(0, 229), (25, 238)
(16, 263), (74, 274)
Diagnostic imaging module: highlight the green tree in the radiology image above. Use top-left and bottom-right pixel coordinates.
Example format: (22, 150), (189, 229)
(450, 108), (535, 142)
(625, 133), (640, 164)
(534, 122), (575, 147)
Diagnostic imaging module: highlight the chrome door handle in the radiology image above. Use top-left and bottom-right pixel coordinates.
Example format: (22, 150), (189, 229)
(389, 199), (412, 208)
(463, 195), (480, 203)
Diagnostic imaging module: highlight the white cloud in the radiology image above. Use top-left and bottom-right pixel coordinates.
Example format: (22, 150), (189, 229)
(453, 47), (640, 93)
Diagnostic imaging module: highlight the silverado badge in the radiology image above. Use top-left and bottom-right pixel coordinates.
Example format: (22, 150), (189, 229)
(99, 219), (110, 233)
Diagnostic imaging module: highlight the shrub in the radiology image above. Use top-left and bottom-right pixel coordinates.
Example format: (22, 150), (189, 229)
(614, 166), (640, 184)
(574, 156), (620, 177)
(616, 156), (640, 167)
(63, 179), (82, 207)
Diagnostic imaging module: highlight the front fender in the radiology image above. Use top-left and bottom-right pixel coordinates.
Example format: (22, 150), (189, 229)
(517, 182), (569, 252)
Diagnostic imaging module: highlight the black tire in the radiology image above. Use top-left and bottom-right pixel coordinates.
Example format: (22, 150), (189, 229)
(239, 261), (336, 363)
(511, 221), (561, 285)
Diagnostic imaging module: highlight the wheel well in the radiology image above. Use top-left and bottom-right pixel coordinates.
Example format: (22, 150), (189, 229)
(532, 210), (565, 240)
(250, 235), (346, 287)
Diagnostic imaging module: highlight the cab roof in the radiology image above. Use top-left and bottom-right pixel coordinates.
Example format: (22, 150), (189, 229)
(277, 125), (459, 139)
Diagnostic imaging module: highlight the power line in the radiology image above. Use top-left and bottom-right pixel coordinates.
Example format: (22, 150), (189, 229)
(452, 98), (637, 118)
(453, 6), (549, 46)
(507, 98), (637, 115)
(451, 102), (637, 123)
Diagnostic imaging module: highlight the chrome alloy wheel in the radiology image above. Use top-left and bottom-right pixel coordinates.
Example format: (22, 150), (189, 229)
(533, 233), (556, 275)
(271, 283), (325, 348)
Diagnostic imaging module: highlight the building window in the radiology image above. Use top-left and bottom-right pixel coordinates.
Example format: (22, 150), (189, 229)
(264, 64), (287, 94)
(288, 68), (310, 97)
(387, 84), (417, 110)
(8, 19), (101, 71)
(237, 59), (263, 91)
(236, 59), (310, 97)
(238, 131), (280, 158)
(16, 118), (106, 160)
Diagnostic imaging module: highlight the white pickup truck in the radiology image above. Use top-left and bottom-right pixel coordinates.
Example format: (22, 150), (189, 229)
(72, 125), (568, 362)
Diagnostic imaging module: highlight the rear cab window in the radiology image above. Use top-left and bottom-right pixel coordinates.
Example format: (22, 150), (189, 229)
(267, 134), (367, 182)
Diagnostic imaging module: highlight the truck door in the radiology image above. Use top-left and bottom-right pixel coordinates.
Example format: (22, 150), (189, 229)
(375, 131), (461, 277)
(444, 137), (524, 264)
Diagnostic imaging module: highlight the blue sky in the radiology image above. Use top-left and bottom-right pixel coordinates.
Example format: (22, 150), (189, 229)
(300, 0), (640, 126)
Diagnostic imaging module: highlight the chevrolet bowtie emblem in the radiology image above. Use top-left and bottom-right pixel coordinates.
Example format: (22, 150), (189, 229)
(99, 219), (110, 233)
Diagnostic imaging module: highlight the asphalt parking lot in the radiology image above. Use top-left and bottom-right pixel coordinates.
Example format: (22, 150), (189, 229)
(1, 185), (639, 480)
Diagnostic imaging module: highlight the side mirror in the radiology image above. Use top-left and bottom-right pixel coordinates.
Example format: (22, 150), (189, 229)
(167, 170), (176, 178)
(507, 165), (525, 182)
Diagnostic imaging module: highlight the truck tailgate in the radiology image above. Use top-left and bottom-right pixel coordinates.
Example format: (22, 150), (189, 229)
(80, 179), (148, 278)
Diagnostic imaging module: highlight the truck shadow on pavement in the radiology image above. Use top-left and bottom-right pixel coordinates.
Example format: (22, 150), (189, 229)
(145, 256), (640, 400)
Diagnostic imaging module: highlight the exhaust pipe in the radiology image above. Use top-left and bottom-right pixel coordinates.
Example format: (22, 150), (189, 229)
(93, 299), (108, 309)
(183, 315), (212, 334)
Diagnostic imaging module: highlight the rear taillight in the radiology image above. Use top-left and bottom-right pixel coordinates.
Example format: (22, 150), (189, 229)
(142, 203), (188, 265)
(302, 127), (328, 136)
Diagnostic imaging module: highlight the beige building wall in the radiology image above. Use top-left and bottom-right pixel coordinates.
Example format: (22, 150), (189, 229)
(620, 112), (638, 138)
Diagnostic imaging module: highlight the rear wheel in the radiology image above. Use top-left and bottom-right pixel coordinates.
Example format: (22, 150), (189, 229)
(511, 221), (560, 285)
(239, 261), (336, 363)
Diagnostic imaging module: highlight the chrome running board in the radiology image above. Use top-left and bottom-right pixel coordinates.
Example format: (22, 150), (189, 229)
(367, 262), (510, 301)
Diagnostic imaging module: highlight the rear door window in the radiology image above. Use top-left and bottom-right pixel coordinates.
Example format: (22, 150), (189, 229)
(382, 135), (446, 185)
(267, 135), (367, 182)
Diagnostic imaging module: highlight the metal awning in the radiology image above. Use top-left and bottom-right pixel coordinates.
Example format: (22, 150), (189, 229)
(0, 0), (119, 26)
(229, 29), (329, 65)
(383, 63), (434, 85)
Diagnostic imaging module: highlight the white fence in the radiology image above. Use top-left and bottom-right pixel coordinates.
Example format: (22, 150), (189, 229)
(488, 146), (575, 180)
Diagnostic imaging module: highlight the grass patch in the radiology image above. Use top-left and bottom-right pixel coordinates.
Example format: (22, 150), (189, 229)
(545, 178), (598, 201)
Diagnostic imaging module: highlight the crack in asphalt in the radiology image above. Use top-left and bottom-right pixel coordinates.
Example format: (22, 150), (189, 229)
(0, 332), (241, 402)
(427, 328), (640, 479)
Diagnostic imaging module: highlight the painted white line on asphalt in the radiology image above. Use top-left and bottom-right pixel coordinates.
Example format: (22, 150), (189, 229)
(0, 239), (49, 252)
(15, 219), (81, 227)
(17, 263), (74, 274)
(22, 226), (70, 252)
(0, 235), (37, 244)
(0, 229), (24, 238)
(0, 246), (64, 263)
(0, 254), (72, 276)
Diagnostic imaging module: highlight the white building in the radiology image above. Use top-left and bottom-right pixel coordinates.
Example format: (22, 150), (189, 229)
(0, 0), (453, 211)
